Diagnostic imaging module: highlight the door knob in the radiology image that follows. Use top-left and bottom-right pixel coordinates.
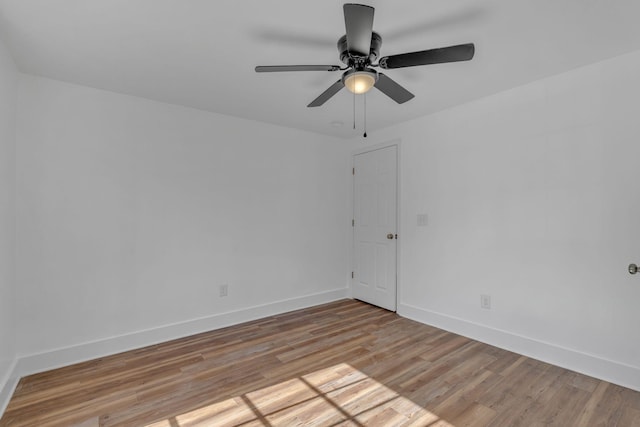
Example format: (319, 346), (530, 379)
(630, 263), (639, 275)
(387, 233), (394, 239)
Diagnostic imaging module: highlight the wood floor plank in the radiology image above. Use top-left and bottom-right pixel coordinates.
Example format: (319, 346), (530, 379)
(2, 299), (639, 427)
(574, 380), (611, 425)
(537, 383), (592, 426)
(619, 406), (640, 427)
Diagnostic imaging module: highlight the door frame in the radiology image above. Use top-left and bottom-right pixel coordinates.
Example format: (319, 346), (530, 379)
(350, 140), (402, 311)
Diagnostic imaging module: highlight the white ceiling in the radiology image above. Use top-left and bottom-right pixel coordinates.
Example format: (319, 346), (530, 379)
(1, 0), (640, 138)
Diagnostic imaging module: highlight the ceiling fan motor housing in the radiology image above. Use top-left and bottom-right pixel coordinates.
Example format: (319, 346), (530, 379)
(338, 32), (382, 66)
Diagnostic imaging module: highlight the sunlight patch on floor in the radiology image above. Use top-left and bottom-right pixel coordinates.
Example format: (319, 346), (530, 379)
(145, 363), (454, 426)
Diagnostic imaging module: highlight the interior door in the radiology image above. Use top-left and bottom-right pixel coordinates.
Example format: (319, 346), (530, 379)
(353, 145), (398, 311)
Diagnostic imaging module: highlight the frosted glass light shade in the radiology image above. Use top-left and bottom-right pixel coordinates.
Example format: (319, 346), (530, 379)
(344, 71), (376, 94)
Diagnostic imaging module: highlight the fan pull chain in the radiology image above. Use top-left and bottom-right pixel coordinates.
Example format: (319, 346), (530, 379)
(353, 91), (356, 130)
(363, 93), (367, 138)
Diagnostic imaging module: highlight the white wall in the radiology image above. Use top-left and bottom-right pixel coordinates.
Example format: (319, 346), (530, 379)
(350, 50), (640, 390)
(15, 76), (350, 364)
(0, 38), (18, 408)
(7, 38), (640, 404)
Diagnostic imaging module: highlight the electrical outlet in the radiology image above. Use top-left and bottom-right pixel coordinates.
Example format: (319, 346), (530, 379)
(481, 294), (491, 309)
(220, 284), (228, 297)
(417, 213), (428, 227)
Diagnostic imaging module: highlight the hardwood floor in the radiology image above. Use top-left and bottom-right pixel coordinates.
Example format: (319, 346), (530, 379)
(2, 299), (639, 426)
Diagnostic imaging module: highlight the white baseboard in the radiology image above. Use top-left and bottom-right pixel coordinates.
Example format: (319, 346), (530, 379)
(0, 358), (19, 418)
(0, 288), (347, 419)
(398, 303), (640, 392)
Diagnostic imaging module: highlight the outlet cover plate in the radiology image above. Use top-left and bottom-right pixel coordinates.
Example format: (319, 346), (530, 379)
(481, 294), (491, 309)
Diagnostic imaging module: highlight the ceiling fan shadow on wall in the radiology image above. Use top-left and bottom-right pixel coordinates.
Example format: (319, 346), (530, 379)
(255, 3), (475, 108)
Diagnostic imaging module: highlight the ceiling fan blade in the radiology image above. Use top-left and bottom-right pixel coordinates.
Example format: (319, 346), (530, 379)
(308, 80), (344, 107)
(374, 73), (415, 104)
(256, 65), (342, 72)
(379, 43), (475, 69)
(343, 4), (374, 56)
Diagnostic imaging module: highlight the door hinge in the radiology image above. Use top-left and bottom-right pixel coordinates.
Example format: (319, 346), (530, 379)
(352, 167), (355, 175)
(352, 271), (354, 279)
(352, 219), (355, 227)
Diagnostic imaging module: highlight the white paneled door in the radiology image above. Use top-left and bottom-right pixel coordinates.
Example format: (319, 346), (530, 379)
(353, 145), (397, 311)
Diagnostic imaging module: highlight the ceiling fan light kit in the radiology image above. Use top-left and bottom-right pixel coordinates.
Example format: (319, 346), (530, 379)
(343, 68), (377, 94)
(255, 3), (475, 129)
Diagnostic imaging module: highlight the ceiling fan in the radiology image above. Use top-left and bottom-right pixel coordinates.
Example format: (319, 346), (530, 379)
(255, 3), (475, 108)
